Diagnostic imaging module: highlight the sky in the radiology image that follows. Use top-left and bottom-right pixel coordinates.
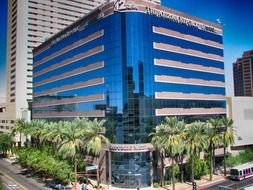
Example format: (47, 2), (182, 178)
(0, 0), (252, 101)
(0, 0), (7, 103)
(161, 0), (253, 95)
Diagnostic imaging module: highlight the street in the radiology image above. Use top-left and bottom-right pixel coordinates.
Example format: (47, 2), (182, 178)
(200, 177), (253, 190)
(0, 158), (51, 190)
(0, 172), (23, 190)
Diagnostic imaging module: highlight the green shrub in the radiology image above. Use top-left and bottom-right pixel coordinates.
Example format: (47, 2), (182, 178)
(227, 149), (253, 167)
(16, 146), (72, 183)
(77, 157), (86, 171)
(165, 164), (180, 182)
(227, 154), (241, 167)
(0, 133), (12, 157)
(186, 156), (209, 180)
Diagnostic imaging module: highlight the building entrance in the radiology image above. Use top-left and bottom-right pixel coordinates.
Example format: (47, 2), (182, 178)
(109, 144), (153, 188)
(117, 173), (141, 189)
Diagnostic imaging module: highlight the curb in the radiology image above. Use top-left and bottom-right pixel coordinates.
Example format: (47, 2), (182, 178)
(3, 158), (16, 164)
(162, 177), (227, 190)
(199, 178), (227, 189)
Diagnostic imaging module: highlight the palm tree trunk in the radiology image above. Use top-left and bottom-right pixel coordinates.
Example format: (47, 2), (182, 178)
(191, 156), (195, 182)
(97, 158), (99, 190)
(172, 157), (175, 190)
(150, 151), (154, 188)
(224, 146), (227, 176)
(162, 151), (165, 186)
(213, 148), (216, 174)
(158, 150), (164, 187)
(180, 154), (184, 183)
(74, 155), (77, 190)
(210, 143), (213, 181)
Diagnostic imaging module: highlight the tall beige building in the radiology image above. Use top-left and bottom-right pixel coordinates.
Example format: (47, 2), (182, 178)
(0, 0), (110, 132)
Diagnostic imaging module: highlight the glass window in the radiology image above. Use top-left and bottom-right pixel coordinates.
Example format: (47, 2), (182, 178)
(230, 169), (239, 176)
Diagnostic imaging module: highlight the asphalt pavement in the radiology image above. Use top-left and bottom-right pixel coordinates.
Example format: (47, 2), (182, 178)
(2, 157), (253, 190)
(0, 158), (51, 190)
(200, 176), (253, 190)
(0, 172), (23, 190)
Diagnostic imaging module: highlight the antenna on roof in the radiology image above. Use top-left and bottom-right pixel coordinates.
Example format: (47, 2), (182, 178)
(216, 18), (225, 26)
(216, 18), (221, 24)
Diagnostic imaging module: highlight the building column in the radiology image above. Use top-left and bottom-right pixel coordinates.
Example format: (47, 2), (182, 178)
(150, 150), (153, 188)
(108, 149), (112, 186)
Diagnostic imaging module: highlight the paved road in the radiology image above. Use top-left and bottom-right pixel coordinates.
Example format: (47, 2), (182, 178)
(0, 158), (51, 190)
(0, 172), (23, 190)
(200, 177), (253, 190)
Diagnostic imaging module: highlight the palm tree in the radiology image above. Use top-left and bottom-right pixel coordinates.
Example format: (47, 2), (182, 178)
(12, 118), (26, 147)
(151, 117), (185, 189)
(163, 117), (185, 190)
(83, 118), (110, 189)
(206, 118), (222, 181)
(178, 127), (187, 183)
(46, 121), (65, 151)
(150, 122), (166, 186)
(185, 121), (207, 182)
(39, 121), (56, 145)
(221, 117), (234, 176)
(56, 119), (87, 189)
(0, 133), (13, 157)
(29, 120), (47, 147)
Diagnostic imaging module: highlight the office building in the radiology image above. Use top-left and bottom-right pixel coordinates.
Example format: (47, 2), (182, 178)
(0, 0), (112, 132)
(227, 97), (253, 150)
(233, 50), (253, 96)
(33, 0), (225, 188)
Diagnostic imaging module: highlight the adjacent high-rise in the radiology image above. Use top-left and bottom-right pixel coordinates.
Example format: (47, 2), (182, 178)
(227, 97), (253, 151)
(33, 0), (225, 188)
(1, 0), (117, 132)
(233, 50), (253, 96)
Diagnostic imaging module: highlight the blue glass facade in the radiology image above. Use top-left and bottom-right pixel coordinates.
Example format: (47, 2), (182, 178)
(33, 2), (226, 188)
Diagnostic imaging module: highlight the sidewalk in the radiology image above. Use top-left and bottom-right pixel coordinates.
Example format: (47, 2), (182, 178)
(159, 174), (226, 190)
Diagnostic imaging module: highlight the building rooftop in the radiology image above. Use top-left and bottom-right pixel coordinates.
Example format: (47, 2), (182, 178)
(243, 50), (253, 58)
(34, 0), (222, 54)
